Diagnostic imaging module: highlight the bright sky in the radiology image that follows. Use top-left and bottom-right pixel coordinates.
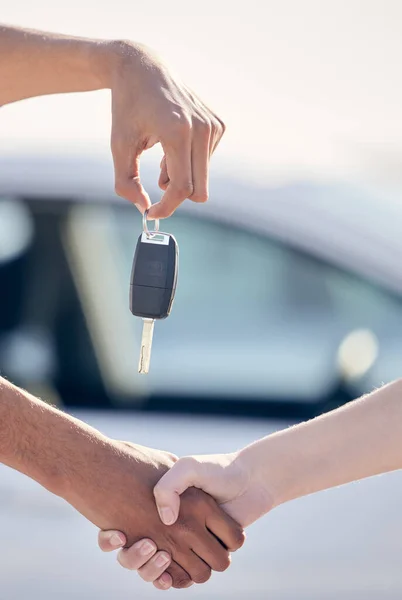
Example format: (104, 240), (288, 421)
(2, 0), (402, 189)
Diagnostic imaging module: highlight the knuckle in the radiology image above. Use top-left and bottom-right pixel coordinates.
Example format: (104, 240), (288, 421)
(141, 554), (170, 583)
(194, 117), (211, 137)
(214, 115), (226, 135)
(214, 553), (231, 572)
(230, 527), (246, 551)
(170, 112), (192, 137)
(97, 532), (108, 551)
(114, 179), (126, 198)
(175, 516), (196, 536)
(191, 190), (209, 203)
(170, 181), (194, 199)
(117, 549), (135, 571)
(141, 571), (155, 583)
(110, 135), (125, 156)
(192, 566), (211, 584)
(114, 177), (141, 199)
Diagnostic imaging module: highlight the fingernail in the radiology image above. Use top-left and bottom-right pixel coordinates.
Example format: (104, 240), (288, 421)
(140, 540), (155, 556)
(155, 553), (170, 568)
(110, 533), (125, 547)
(159, 507), (175, 526)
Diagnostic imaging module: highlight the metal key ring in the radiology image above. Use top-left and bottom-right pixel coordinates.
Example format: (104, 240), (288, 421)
(143, 209), (160, 239)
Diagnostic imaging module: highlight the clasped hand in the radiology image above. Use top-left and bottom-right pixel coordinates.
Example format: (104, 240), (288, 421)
(96, 447), (272, 590)
(67, 440), (245, 590)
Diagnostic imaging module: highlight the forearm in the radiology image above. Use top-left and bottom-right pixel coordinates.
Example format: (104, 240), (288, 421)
(0, 376), (109, 498)
(240, 379), (402, 509)
(0, 24), (117, 105)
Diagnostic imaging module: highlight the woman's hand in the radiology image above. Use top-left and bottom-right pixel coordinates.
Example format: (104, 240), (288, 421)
(0, 26), (225, 219)
(108, 40), (225, 218)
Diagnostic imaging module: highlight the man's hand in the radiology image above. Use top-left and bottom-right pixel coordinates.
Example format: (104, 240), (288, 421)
(109, 40), (225, 218)
(0, 25), (225, 218)
(0, 379), (244, 589)
(65, 441), (245, 589)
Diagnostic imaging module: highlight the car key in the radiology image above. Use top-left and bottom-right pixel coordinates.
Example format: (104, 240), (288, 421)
(130, 210), (178, 374)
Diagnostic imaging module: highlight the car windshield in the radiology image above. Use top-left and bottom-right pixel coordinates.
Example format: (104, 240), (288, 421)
(1, 196), (402, 415)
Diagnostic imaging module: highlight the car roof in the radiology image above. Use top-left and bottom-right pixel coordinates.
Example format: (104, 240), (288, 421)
(1, 150), (402, 295)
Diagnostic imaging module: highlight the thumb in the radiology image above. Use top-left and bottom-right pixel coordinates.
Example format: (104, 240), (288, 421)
(154, 457), (206, 525)
(111, 141), (152, 214)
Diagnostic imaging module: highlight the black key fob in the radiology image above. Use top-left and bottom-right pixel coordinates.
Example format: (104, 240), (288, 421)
(130, 231), (179, 320)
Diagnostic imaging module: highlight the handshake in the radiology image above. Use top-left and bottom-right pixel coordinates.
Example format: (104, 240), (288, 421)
(0, 378), (271, 592)
(3, 376), (395, 591)
(74, 440), (268, 591)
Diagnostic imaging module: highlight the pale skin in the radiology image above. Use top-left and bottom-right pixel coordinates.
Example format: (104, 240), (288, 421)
(1, 24), (225, 218)
(104, 379), (402, 589)
(0, 23), (242, 590)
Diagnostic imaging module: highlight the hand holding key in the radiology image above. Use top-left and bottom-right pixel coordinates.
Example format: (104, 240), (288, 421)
(130, 211), (178, 373)
(110, 41), (225, 219)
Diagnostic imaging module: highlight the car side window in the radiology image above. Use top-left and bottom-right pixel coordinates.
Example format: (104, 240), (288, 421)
(114, 205), (402, 402)
(2, 197), (402, 412)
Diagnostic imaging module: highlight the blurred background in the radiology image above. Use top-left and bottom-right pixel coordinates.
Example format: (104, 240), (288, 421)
(2, 0), (402, 598)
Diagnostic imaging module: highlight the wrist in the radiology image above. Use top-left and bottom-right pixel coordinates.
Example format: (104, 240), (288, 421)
(0, 378), (112, 501)
(46, 431), (110, 501)
(236, 380), (402, 517)
(96, 39), (148, 90)
(83, 39), (116, 90)
(233, 446), (277, 518)
(237, 432), (305, 512)
(235, 446), (274, 513)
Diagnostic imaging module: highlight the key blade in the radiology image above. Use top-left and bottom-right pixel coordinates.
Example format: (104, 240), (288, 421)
(138, 318), (155, 374)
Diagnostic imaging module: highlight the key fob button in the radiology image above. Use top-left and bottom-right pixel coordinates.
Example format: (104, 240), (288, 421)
(130, 233), (178, 320)
(130, 285), (173, 319)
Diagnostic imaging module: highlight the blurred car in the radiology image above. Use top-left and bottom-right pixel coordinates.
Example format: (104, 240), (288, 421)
(1, 150), (402, 599)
